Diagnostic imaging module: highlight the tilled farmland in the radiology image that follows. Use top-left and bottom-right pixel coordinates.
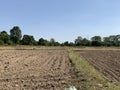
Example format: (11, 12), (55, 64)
(76, 50), (120, 84)
(0, 49), (78, 90)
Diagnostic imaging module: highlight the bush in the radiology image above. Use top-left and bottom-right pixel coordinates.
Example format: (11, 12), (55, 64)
(0, 40), (4, 45)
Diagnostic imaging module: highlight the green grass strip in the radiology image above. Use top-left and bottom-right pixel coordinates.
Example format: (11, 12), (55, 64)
(69, 50), (120, 90)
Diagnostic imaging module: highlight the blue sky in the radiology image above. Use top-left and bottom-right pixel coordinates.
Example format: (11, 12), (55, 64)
(0, 0), (120, 42)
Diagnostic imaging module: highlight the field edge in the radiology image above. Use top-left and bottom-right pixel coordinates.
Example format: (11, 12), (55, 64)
(68, 49), (120, 90)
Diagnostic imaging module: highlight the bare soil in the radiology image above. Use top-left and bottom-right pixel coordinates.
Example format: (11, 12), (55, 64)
(75, 50), (120, 84)
(0, 49), (78, 90)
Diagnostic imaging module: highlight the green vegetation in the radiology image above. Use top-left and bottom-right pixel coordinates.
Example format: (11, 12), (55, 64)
(21, 35), (36, 45)
(68, 50), (120, 90)
(10, 26), (22, 44)
(38, 38), (49, 46)
(91, 36), (102, 46)
(0, 31), (12, 45)
(0, 26), (120, 46)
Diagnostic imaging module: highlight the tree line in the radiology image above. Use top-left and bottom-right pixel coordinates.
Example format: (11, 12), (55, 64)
(0, 26), (120, 46)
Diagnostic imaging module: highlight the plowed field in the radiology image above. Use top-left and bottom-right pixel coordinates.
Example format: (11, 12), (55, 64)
(76, 50), (120, 84)
(0, 49), (78, 90)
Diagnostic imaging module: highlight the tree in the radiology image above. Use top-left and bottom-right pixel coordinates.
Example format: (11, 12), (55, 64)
(22, 35), (36, 45)
(55, 42), (60, 46)
(10, 26), (22, 44)
(115, 35), (120, 46)
(75, 36), (83, 46)
(81, 38), (90, 46)
(38, 38), (49, 46)
(103, 37), (111, 46)
(69, 42), (74, 46)
(102, 35), (120, 46)
(91, 36), (102, 46)
(49, 38), (56, 46)
(1, 31), (7, 34)
(108, 35), (120, 46)
(91, 36), (101, 41)
(0, 31), (12, 45)
(63, 41), (69, 46)
(0, 40), (4, 45)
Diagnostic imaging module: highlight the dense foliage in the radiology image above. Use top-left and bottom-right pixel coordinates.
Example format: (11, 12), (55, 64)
(21, 35), (36, 45)
(0, 26), (120, 46)
(10, 26), (22, 44)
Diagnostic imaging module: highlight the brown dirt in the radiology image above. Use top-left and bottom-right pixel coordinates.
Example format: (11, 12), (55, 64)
(75, 50), (120, 84)
(0, 49), (78, 90)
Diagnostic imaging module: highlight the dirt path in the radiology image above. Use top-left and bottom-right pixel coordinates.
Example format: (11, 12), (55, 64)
(0, 49), (78, 90)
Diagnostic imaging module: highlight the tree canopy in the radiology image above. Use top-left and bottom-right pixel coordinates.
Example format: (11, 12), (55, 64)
(91, 36), (102, 46)
(10, 26), (22, 44)
(22, 35), (36, 45)
(0, 26), (120, 47)
(0, 31), (11, 45)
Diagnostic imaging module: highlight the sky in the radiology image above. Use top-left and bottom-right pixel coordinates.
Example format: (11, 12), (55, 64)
(0, 0), (120, 42)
